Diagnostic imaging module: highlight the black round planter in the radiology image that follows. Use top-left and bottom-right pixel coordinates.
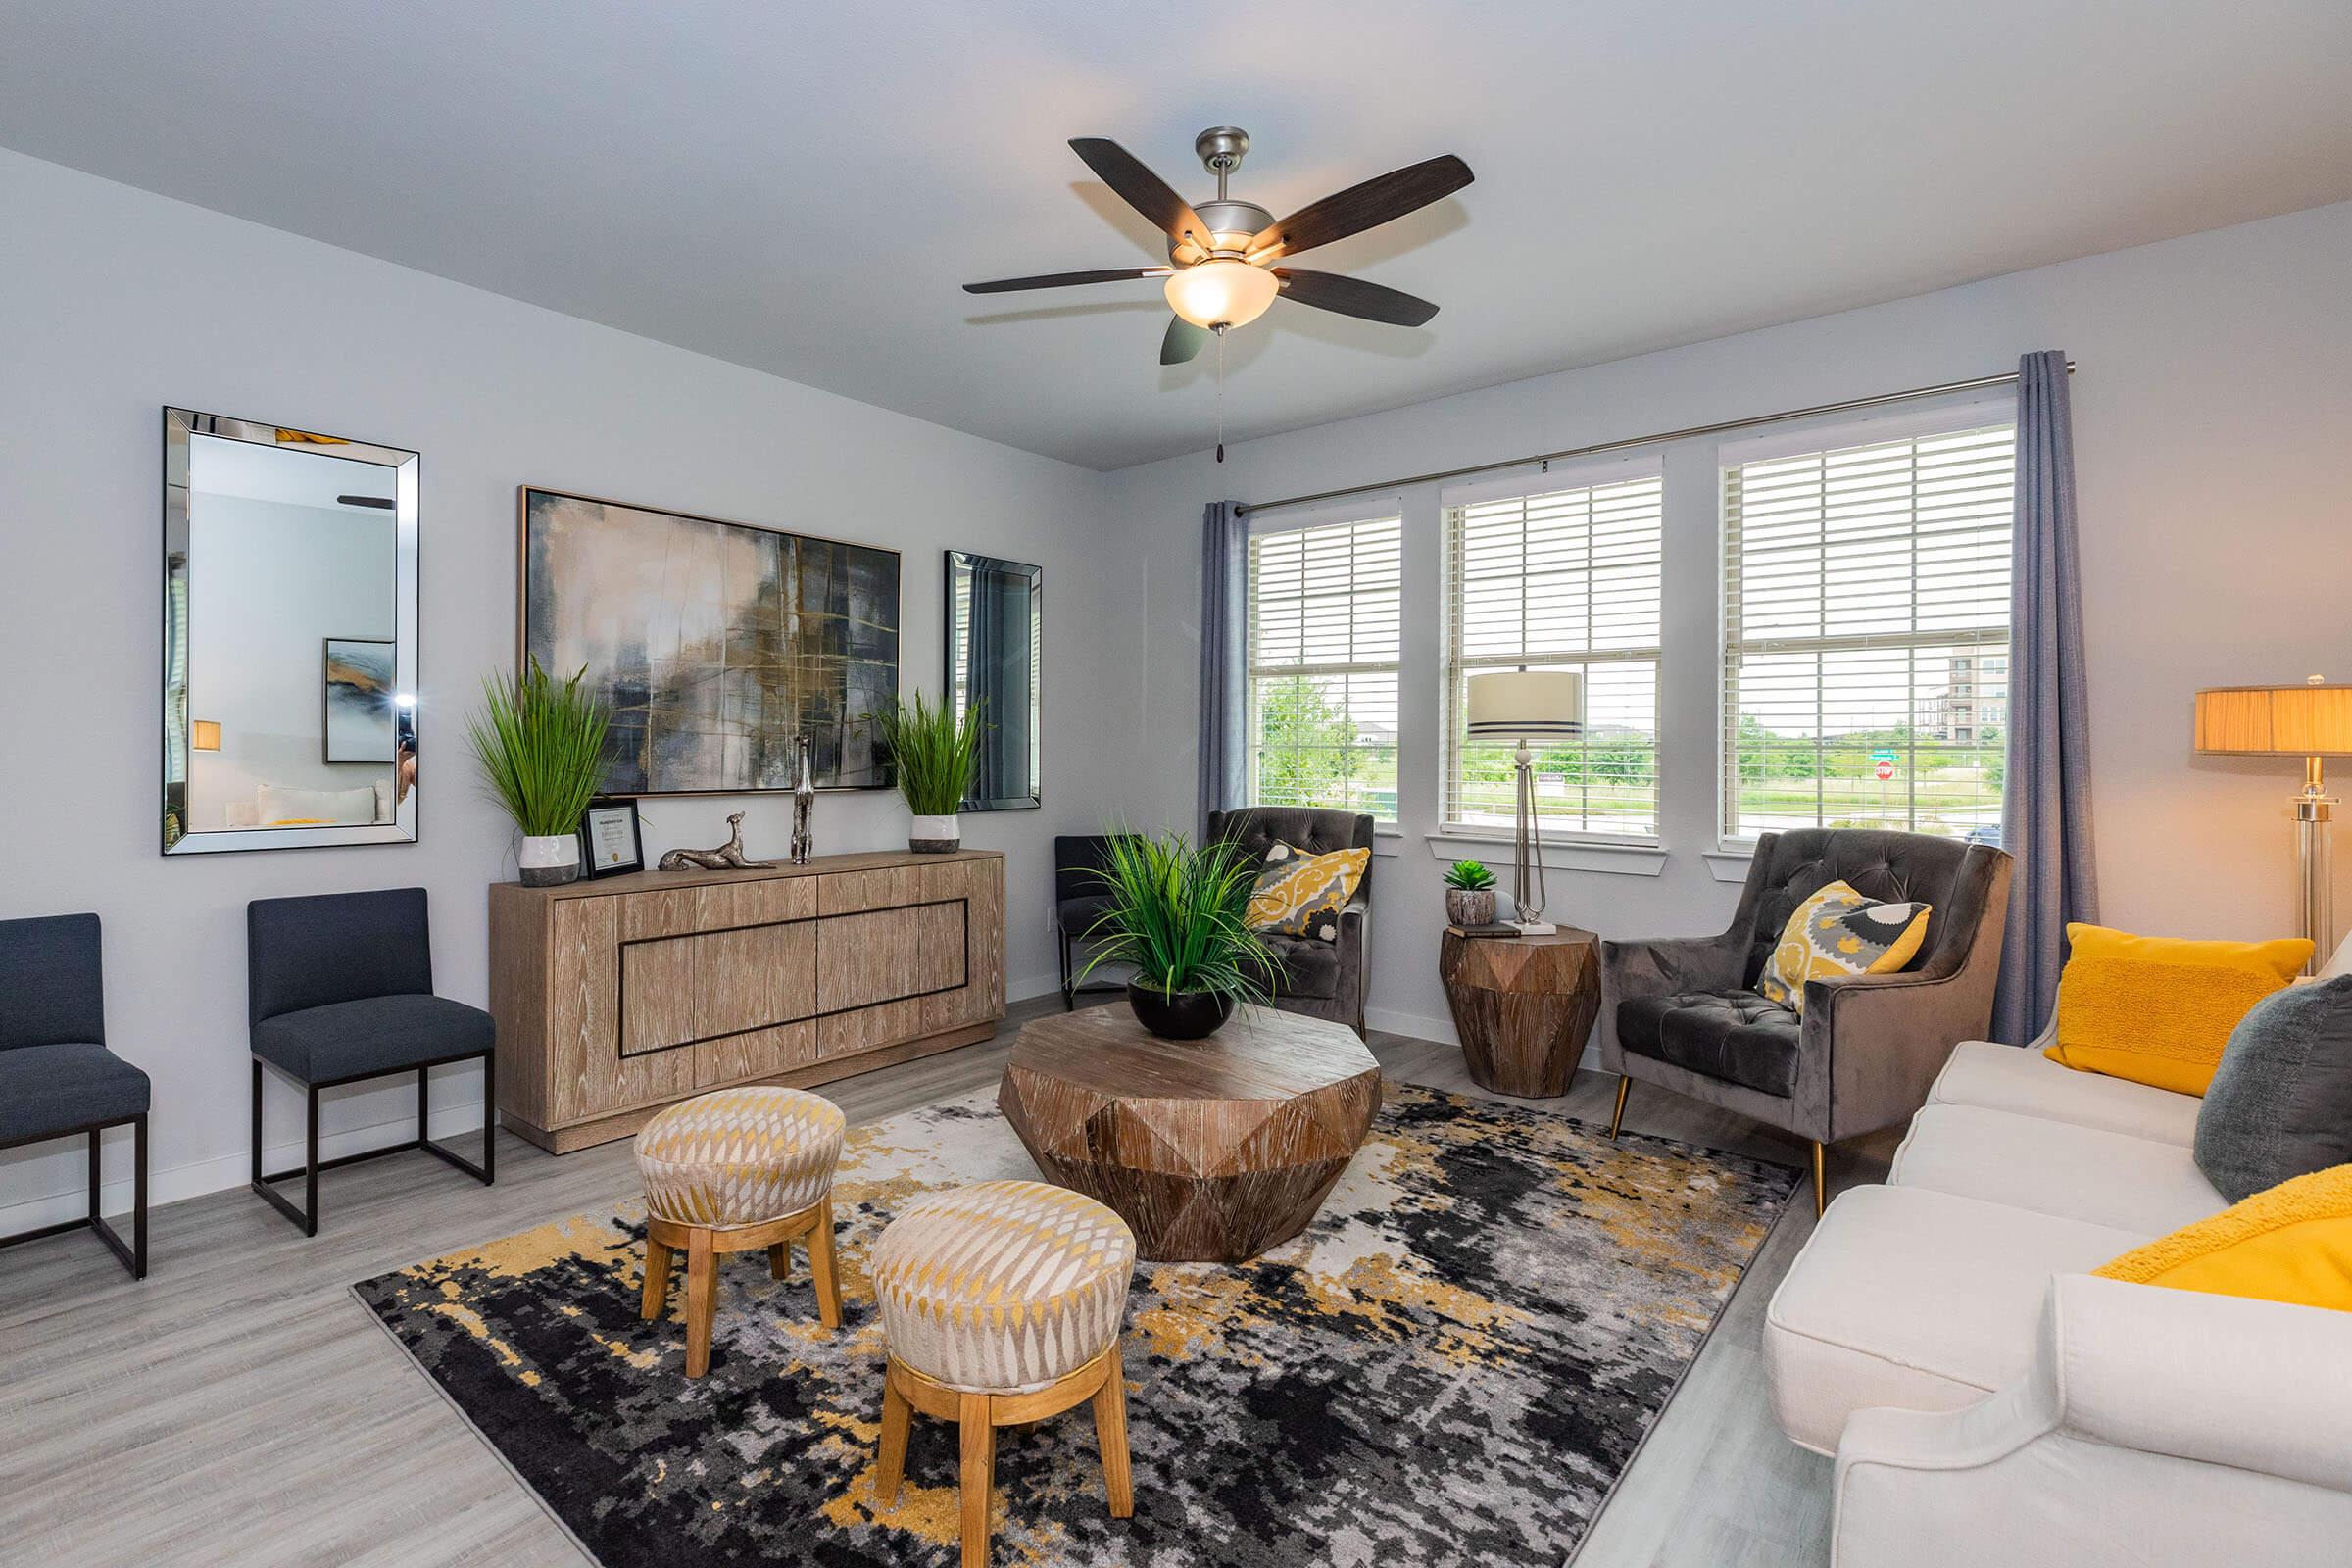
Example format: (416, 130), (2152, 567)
(1126, 981), (1235, 1041)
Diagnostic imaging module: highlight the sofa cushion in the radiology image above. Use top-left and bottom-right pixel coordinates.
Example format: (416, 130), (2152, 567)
(1258, 931), (1341, 1002)
(1928, 1040), (2200, 1148)
(2194, 975), (2352, 1202)
(1617, 988), (1800, 1097)
(252, 993), (493, 1084)
(1764, 1184), (2146, 1453)
(2044, 923), (2309, 1097)
(2093, 1162), (2352, 1312)
(1754, 879), (1932, 1013)
(0, 1042), (150, 1143)
(1890, 1103), (2225, 1235)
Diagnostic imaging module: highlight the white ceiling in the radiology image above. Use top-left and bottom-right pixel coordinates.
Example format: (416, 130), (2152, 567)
(6, 2), (2349, 470)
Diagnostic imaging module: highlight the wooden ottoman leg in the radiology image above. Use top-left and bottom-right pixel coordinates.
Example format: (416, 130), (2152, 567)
(768, 1240), (791, 1280)
(1092, 1341), (1134, 1519)
(684, 1230), (717, 1378)
(640, 1237), (672, 1321)
(807, 1195), (843, 1330)
(958, 1393), (996, 1568)
(875, 1363), (911, 1506)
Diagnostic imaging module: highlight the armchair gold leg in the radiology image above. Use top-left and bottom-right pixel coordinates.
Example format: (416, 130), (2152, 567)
(1811, 1141), (1828, 1219)
(1608, 1077), (1631, 1140)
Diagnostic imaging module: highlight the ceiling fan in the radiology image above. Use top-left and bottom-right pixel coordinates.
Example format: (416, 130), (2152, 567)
(964, 128), (1473, 367)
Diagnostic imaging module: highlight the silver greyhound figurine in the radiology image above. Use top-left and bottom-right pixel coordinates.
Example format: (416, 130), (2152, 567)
(657, 811), (775, 872)
(790, 735), (815, 865)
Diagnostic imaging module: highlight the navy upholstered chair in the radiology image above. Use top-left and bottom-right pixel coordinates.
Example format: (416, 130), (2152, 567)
(1054, 833), (1135, 1009)
(0, 913), (148, 1278)
(247, 888), (495, 1235)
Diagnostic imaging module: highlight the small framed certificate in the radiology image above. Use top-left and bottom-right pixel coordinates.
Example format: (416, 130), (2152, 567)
(577, 798), (645, 878)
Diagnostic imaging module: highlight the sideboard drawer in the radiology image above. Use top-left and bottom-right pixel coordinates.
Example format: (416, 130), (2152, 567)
(818, 865), (926, 914)
(693, 921), (818, 1040)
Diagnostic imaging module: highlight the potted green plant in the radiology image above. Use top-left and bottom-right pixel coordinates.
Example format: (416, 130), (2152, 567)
(874, 691), (985, 853)
(1444, 859), (1499, 926)
(466, 660), (611, 886)
(1074, 830), (1278, 1040)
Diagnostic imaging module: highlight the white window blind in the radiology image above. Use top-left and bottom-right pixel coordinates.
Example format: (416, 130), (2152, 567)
(1443, 472), (1664, 838)
(1720, 422), (2014, 843)
(1247, 514), (1401, 818)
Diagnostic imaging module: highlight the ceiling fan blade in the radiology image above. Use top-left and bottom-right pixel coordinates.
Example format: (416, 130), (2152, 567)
(1160, 316), (1211, 365)
(1069, 138), (1210, 251)
(963, 267), (1167, 294)
(1248, 154), (1473, 261)
(1273, 269), (1440, 327)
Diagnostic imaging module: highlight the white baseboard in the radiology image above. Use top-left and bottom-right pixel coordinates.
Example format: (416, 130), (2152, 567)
(1368, 1006), (1458, 1047)
(3, 971), (1070, 1237)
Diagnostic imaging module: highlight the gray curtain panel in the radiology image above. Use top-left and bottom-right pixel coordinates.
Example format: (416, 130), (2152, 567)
(1994, 349), (2099, 1043)
(1198, 501), (1249, 839)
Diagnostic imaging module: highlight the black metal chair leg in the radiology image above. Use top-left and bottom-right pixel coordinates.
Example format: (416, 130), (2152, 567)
(252, 1059), (323, 1236)
(1060, 929), (1075, 1010)
(305, 1084), (320, 1237)
(416, 1052), (496, 1186)
(132, 1112), (148, 1279)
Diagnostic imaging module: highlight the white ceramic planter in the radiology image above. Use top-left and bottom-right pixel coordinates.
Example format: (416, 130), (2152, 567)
(908, 813), (960, 854)
(518, 832), (582, 887)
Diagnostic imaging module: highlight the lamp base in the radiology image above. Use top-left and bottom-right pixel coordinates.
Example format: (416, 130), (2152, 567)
(1507, 919), (1558, 937)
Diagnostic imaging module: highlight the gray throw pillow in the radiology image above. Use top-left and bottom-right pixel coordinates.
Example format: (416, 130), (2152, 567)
(2193, 974), (2352, 1203)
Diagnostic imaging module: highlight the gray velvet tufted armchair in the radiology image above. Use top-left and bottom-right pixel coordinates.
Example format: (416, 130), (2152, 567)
(1206, 807), (1374, 1037)
(1597, 828), (2013, 1214)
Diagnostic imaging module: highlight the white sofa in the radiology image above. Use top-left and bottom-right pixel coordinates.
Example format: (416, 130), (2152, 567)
(1763, 1034), (2352, 1567)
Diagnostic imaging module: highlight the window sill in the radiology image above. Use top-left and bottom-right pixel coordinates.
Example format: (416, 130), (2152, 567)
(1426, 830), (1667, 878)
(1702, 849), (1755, 884)
(1372, 827), (1404, 858)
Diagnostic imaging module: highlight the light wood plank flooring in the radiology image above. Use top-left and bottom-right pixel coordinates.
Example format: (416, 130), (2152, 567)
(0, 996), (1891, 1567)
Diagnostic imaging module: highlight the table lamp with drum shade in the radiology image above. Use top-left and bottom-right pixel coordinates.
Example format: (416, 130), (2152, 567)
(1467, 669), (1585, 936)
(2193, 675), (2352, 970)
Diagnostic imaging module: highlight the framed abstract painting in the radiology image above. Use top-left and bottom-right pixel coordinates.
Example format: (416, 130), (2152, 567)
(517, 488), (900, 795)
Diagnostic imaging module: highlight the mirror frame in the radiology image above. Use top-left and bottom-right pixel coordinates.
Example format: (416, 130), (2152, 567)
(943, 549), (1042, 812)
(162, 406), (421, 855)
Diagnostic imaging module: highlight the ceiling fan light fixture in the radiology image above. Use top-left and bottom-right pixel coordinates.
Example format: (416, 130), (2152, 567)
(1164, 259), (1279, 330)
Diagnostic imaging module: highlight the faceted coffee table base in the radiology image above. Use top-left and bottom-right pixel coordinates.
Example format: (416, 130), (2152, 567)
(999, 1004), (1382, 1264)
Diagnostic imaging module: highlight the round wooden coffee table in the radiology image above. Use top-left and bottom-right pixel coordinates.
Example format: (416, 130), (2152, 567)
(1439, 927), (1602, 1099)
(998, 1004), (1383, 1263)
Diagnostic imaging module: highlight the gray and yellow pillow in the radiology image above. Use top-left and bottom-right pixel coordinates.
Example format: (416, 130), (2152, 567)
(1755, 879), (1932, 1013)
(1246, 841), (1369, 941)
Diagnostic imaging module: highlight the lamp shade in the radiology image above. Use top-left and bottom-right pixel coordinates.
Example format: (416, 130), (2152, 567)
(1466, 669), (1584, 739)
(190, 719), (222, 752)
(2193, 682), (2352, 756)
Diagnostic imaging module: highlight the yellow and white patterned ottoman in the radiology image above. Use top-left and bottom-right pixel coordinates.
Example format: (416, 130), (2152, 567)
(871, 1181), (1139, 1567)
(632, 1086), (847, 1378)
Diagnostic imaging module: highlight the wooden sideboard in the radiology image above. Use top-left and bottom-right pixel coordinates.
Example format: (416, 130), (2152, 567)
(489, 850), (1005, 1152)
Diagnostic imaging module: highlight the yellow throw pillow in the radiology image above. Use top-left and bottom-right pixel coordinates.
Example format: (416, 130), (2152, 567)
(1755, 880), (1932, 1015)
(1245, 842), (1369, 939)
(2044, 923), (2310, 1096)
(2093, 1163), (2352, 1311)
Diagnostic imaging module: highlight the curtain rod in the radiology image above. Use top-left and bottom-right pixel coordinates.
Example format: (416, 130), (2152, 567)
(1233, 360), (2076, 515)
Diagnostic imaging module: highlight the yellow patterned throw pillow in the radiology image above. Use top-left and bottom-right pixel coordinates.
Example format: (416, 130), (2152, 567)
(2044, 924), (2310, 1096)
(1755, 880), (1932, 1015)
(1245, 841), (1369, 940)
(2092, 1162), (2352, 1312)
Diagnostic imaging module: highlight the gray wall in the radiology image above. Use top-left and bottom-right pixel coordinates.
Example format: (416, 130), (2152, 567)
(1097, 200), (2352, 1044)
(0, 149), (1138, 1228)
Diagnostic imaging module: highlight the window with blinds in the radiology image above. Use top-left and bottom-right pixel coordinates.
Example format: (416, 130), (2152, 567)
(1247, 514), (1402, 818)
(1443, 471), (1664, 839)
(1720, 422), (2014, 843)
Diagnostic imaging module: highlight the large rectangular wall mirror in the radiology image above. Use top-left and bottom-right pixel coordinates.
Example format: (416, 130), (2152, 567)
(945, 550), (1040, 810)
(163, 408), (419, 854)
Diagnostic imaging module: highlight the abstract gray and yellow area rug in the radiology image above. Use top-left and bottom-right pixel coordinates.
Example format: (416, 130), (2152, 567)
(353, 1083), (1797, 1567)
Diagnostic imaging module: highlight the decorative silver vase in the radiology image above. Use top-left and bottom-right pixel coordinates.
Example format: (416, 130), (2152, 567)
(790, 734), (815, 865)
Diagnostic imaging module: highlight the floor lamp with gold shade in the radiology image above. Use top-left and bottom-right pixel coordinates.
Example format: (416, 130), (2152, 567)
(2193, 676), (2352, 971)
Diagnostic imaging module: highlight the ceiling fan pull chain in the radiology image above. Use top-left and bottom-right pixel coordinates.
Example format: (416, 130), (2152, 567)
(1215, 326), (1227, 462)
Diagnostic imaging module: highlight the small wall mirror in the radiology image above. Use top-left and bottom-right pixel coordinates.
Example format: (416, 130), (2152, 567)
(163, 408), (419, 854)
(945, 550), (1040, 810)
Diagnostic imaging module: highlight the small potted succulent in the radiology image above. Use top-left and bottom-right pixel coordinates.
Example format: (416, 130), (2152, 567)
(1073, 829), (1277, 1040)
(874, 691), (985, 853)
(1444, 859), (1499, 926)
(466, 660), (611, 886)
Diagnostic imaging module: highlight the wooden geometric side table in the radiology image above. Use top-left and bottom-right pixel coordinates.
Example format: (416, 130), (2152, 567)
(1438, 927), (1602, 1099)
